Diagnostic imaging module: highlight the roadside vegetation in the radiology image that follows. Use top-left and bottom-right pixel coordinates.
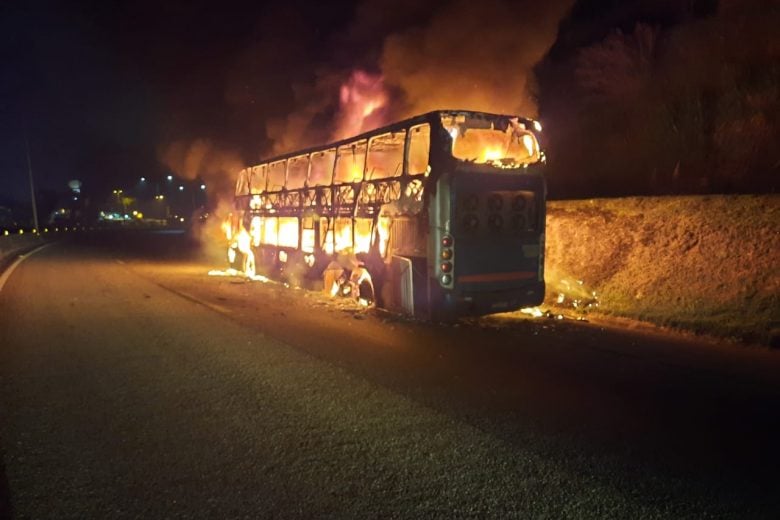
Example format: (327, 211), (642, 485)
(543, 0), (779, 199)
(544, 195), (779, 346)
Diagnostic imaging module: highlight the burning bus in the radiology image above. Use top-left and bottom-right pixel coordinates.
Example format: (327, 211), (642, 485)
(225, 110), (546, 320)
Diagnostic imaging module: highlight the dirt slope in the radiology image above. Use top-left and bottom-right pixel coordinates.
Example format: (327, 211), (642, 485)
(544, 195), (779, 345)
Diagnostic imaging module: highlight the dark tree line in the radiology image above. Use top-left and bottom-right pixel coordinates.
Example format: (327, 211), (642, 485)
(543, 0), (779, 198)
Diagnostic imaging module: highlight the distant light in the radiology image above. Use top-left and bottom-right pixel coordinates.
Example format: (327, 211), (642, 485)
(132, 210), (138, 215)
(167, 175), (173, 181)
(179, 217), (185, 222)
(178, 186), (184, 191)
(19, 229), (24, 235)
(3, 230), (8, 236)
(200, 184), (206, 190)
(140, 177), (146, 182)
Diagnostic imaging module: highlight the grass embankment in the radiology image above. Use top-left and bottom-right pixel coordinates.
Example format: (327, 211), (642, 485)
(544, 195), (779, 346)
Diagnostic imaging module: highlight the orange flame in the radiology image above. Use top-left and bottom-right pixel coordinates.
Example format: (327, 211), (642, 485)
(334, 70), (388, 139)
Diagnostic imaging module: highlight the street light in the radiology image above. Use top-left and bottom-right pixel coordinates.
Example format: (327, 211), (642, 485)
(178, 186), (184, 191)
(140, 176), (146, 182)
(200, 184), (206, 190)
(167, 175), (173, 181)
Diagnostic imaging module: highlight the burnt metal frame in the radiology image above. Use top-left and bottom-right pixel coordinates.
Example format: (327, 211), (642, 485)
(234, 110), (541, 253)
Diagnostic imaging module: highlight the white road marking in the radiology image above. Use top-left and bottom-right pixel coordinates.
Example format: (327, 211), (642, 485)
(0, 242), (57, 293)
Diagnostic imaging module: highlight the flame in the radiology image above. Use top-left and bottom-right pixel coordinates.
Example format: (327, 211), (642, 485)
(447, 120), (540, 167)
(248, 216), (261, 246)
(520, 307), (544, 318)
(350, 165), (363, 182)
(219, 215), (256, 278)
(335, 70), (388, 140)
(221, 218), (233, 241)
(376, 216), (391, 257)
(481, 147), (505, 163)
(236, 228), (251, 255)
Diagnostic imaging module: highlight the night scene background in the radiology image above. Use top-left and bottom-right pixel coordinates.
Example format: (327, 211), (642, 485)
(1, 0), (777, 227)
(2, 1), (780, 518)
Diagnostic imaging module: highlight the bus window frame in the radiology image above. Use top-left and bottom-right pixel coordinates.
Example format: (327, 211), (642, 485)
(286, 154), (310, 191)
(249, 165), (267, 194)
(308, 148), (337, 188)
(404, 123), (431, 177)
(366, 130), (406, 181)
(334, 139), (368, 185)
(268, 160), (287, 192)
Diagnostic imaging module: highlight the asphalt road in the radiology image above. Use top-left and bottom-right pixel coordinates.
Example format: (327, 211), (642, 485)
(1, 232), (779, 518)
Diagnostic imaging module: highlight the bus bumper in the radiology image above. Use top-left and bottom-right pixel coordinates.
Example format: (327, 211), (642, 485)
(452, 281), (546, 316)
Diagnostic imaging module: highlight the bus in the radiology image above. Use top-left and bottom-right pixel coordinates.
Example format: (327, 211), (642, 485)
(227, 110), (546, 320)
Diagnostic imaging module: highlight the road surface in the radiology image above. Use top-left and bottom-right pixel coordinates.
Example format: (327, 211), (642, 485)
(1, 232), (779, 518)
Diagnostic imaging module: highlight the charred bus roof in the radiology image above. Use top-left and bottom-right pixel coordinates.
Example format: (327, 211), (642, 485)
(247, 110), (542, 169)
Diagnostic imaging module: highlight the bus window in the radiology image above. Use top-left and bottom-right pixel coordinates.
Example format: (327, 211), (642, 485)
(333, 217), (353, 252)
(366, 131), (406, 180)
(249, 165), (266, 194)
(443, 114), (540, 166)
(235, 168), (250, 196)
(309, 149), (336, 187)
(277, 217), (299, 248)
(321, 218), (334, 254)
(374, 216), (391, 257)
(286, 155), (308, 190)
(354, 218), (372, 253)
(268, 160), (287, 191)
(301, 217), (315, 253)
(407, 124), (430, 175)
(334, 140), (367, 184)
(263, 217), (278, 246)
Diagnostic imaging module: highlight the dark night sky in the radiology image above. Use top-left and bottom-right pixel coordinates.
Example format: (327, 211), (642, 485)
(1, 0), (719, 213)
(1, 0), (340, 203)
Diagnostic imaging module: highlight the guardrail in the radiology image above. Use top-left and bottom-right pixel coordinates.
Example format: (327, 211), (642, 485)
(0, 226), (89, 267)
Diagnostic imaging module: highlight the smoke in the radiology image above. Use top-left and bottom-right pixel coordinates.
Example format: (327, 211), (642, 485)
(266, 0), (573, 153)
(158, 0), (574, 181)
(334, 70), (389, 140)
(381, 0), (574, 119)
(160, 138), (243, 207)
(264, 72), (343, 155)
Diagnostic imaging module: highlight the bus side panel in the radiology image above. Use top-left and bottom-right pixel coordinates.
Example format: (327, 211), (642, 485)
(383, 255), (428, 317)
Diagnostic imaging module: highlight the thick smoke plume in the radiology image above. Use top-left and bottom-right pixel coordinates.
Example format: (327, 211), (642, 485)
(160, 139), (244, 254)
(157, 0), (574, 204)
(381, 0), (574, 119)
(268, 0), (574, 153)
(160, 138), (242, 207)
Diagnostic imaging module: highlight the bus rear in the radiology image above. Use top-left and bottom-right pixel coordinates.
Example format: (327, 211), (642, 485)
(427, 112), (546, 318)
